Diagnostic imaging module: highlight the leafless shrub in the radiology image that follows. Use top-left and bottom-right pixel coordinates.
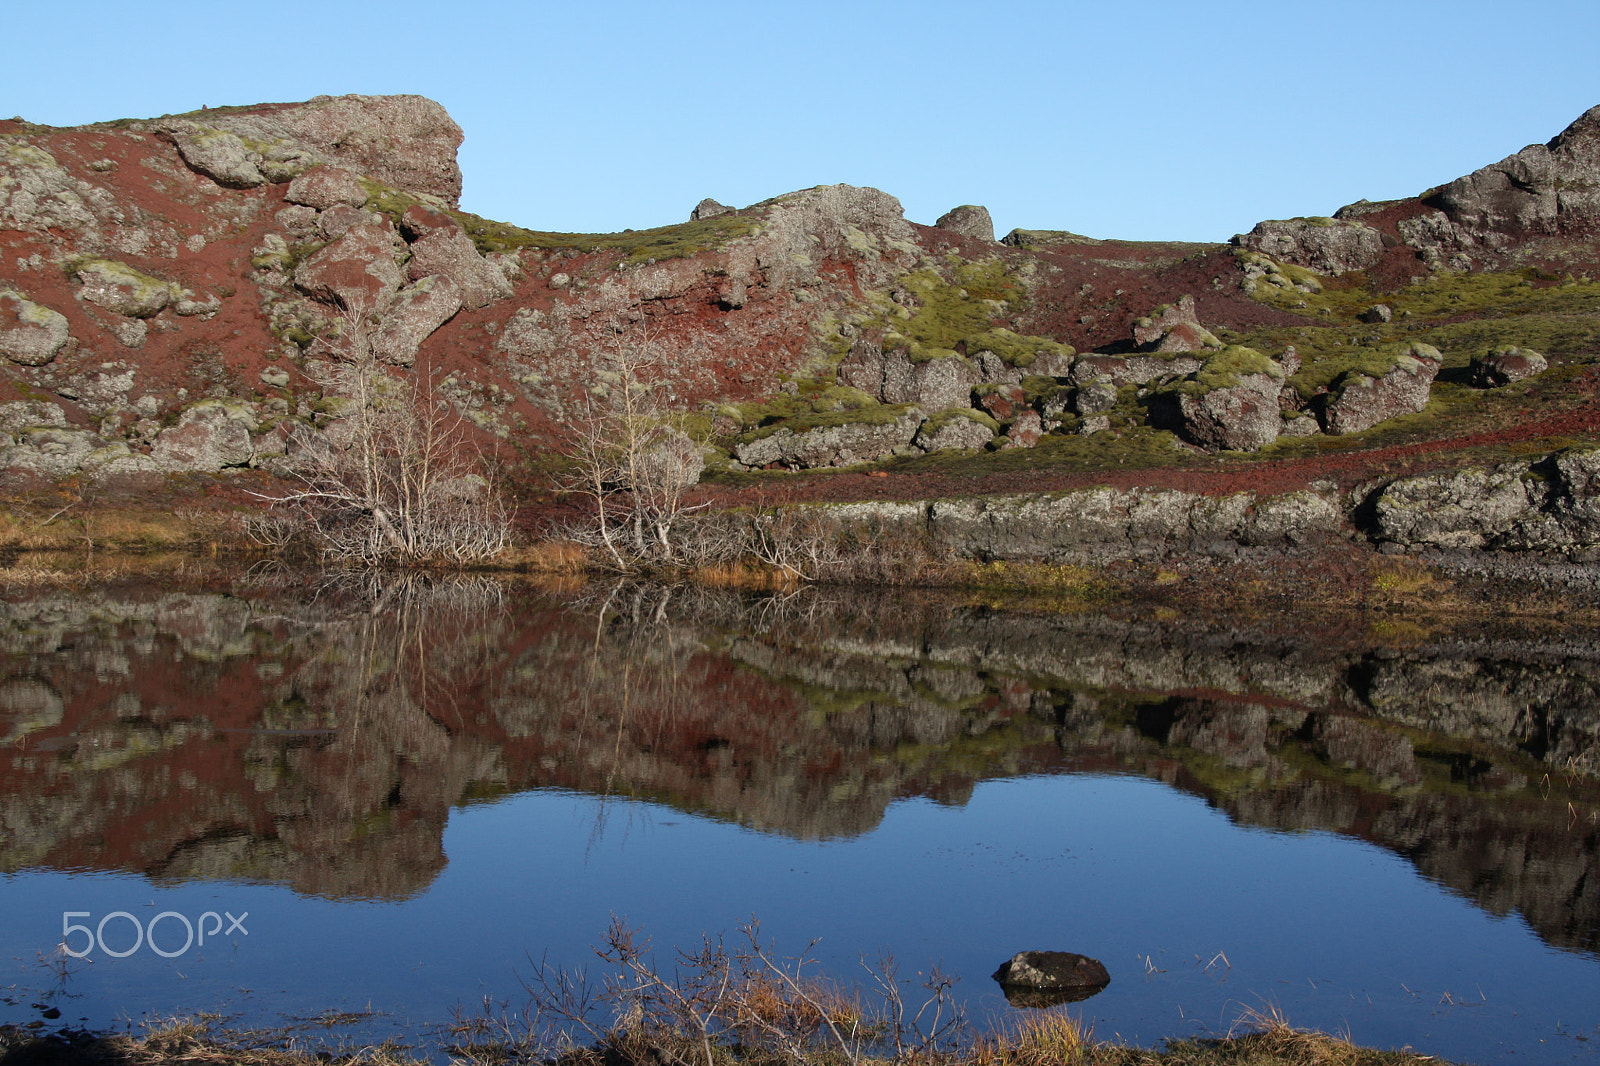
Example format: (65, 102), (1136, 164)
(255, 356), (511, 566)
(558, 328), (708, 570)
(452, 919), (968, 1066)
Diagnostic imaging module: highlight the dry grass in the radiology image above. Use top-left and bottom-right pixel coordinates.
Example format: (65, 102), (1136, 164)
(0, 1005), (1457, 1066)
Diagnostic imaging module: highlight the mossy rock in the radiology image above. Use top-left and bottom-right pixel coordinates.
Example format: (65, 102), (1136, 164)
(963, 328), (1074, 368)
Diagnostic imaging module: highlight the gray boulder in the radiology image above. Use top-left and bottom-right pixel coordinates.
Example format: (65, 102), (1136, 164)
(162, 124), (268, 188)
(1471, 346), (1547, 387)
(1320, 344), (1441, 435)
(1073, 375), (1119, 416)
(370, 276), (463, 366)
(405, 228), (514, 309)
(1430, 104), (1600, 237)
(934, 205), (994, 242)
(914, 410), (995, 452)
(73, 259), (174, 319)
(900, 355), (978, 411)
(1132, 294), (1222, 353)
(285, 166), (370, 210)
(0, 427), (102, 479)
(151, 401), (258, 472)
(149, 94), (466, 206)
(0, 290), (70, 365)
(1233, 217), (1387, 275)
(691, 198), (733, 220)
(1071, 352), (1203, 387)
(733, 410), (923, 469)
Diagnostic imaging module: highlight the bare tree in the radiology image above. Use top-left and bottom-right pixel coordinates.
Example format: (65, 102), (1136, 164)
(254, 290), (511, 566)
(559, 327), (706, 569)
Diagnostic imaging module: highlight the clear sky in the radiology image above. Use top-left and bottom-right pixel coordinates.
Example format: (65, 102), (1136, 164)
(6, 0), (1598, 242)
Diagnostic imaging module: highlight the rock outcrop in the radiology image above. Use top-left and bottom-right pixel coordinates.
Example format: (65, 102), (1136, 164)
(144, 94), (466, 205)
(934, 204), (995, 242)
(1233, 217), (1388, 275)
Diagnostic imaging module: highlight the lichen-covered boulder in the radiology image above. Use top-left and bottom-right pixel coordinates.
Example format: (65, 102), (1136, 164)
(900, 355), (979, 412)
(733, 409), (924, 469)
(846, 344), (979, 411)
(0, 427), (101, 479)
(1374, 463), (1540, 550)
(1233, 217), (1387, 275)
(1471, 346), (1548, 387)
(1071, 352), (1204, 387)
(1, 142), (100, 231)
(1320, 343), (1441, 435)
(159, 94), (465, 206)
(285, 166), (370, 210)
(151, 401), (259, 472)
(0, 290), (70, 365)
(294, 217), (403, 311)
(1162, 347), (1286, 452)
(404, 228), (514, 309)
(73, 259), (175, 319)
(691, 197), (733, 220)
(162, 124), (268, 188)
(370, 275), (463, 367)
(913, 409), (996, 453)
(1132, 294), (1222, 353)
(934, 204), (995, 242)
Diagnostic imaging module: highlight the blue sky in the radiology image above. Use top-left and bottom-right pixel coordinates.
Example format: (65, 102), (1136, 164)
(7, 0), (1598, 241)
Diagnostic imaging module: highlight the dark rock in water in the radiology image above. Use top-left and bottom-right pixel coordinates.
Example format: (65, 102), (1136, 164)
(992, 950), (1110, 1008)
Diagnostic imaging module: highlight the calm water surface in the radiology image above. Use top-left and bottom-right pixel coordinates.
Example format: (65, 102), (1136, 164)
(1, 579), (1597, 1064)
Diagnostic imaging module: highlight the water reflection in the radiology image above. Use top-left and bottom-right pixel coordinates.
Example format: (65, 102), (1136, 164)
(1, 577), (1597, 965)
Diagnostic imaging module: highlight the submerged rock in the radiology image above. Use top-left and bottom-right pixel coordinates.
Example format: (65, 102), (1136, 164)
(992, 951), (1110, 1007)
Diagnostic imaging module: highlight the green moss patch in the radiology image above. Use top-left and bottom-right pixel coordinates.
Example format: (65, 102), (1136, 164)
(455, 213), (757, 265)
(961, 327), (1074, 367)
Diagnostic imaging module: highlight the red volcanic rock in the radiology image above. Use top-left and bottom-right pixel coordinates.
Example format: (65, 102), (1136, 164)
(399, 204), (460, 241)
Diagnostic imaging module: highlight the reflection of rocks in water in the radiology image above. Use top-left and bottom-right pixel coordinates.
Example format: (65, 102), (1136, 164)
(0, 581), (1596, 959)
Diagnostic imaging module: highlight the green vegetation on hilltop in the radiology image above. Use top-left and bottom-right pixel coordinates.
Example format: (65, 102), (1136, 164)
(455, 211), (757, 264)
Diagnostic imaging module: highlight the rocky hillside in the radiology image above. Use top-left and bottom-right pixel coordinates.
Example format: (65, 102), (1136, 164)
(2, 94), (1598, 541)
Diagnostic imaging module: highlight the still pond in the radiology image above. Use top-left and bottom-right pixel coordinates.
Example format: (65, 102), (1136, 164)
(1, 578), (1597, 1064)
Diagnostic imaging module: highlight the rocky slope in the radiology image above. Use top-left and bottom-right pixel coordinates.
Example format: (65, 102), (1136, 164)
(2, 95), (1598, 559)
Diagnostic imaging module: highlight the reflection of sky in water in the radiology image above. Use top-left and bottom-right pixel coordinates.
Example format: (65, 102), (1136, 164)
(3, 773), (1596, 1064)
